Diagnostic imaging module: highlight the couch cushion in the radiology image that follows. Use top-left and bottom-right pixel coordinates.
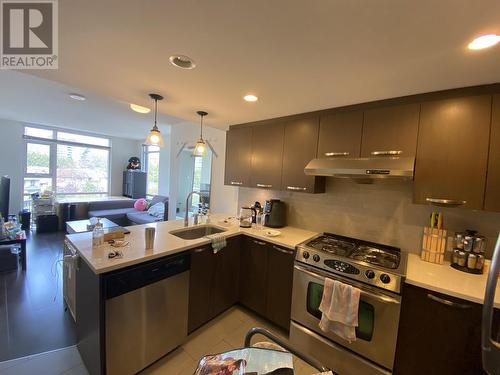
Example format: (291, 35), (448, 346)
(88, 208), (137, 221)
(150, 195), (168, 206)
(127, 211), (162, 224)
(88, 200), (135, 212)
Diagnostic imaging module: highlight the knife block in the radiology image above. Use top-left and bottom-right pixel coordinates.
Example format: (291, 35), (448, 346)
(421, 227), (447, 264)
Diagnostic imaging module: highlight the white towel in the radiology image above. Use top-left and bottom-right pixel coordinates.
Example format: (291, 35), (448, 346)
(318, 278), (361, 343)
(210, 233), (227, 254)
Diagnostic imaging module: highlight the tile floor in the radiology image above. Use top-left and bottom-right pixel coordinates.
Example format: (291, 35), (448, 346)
(0, 306), (320, 375)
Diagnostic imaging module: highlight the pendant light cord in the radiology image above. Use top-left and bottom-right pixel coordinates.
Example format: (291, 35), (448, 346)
(200, 114), (203, 139)
(154, 98), (158, 129)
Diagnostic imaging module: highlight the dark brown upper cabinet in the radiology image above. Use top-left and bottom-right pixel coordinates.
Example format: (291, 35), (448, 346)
(414, 95), (491, 209)
(224, 127), (252, 187)
(318, 110), (363, 158)
(250, 122), (284, 190)
(485, 94), (500, 212)
(281, 117), (325, 193)
(361, 103), (420, 158)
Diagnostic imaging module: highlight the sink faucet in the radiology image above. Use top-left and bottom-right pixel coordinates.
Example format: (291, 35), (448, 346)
(184, 191), (206, 227)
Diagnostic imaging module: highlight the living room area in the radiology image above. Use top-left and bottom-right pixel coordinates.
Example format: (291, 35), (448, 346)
(0, 69), (227, 369)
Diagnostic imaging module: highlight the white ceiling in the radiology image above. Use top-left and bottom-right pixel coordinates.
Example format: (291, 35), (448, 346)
(4, 0), (500, 132)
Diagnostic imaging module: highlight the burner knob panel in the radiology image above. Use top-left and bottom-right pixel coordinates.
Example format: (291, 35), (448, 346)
(365, 270), (375, 279)
(303, 251), (310, 259)
(380, 274), (391, 284)
(313, 254), (320, 262)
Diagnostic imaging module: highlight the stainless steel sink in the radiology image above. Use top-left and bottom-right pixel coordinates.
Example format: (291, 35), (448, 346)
(169, 225), (227, 240)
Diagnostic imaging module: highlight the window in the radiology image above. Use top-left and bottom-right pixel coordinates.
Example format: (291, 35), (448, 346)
(143, 145), (160, 196)
(23, 126), (110, 208)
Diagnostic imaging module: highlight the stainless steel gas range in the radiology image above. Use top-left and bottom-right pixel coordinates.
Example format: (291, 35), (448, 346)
(290, 233), (407, 375)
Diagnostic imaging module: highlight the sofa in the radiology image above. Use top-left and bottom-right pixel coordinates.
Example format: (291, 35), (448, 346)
(88, 196), (169, 226)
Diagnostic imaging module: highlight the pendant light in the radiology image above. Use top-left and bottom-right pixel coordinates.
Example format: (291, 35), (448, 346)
(193, 111), (208, 156)
(144, 93), (164, 147)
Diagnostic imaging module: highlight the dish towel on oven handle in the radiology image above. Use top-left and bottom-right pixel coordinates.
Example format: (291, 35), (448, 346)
(210, 233), (227, 254)
(318, 277), (361, 343)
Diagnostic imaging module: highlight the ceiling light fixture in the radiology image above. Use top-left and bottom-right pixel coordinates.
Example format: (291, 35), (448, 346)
(144, 93), (165, 147)
(243, 94), (258, 102)
(468, 34), (500, 50)
(69, 93), (86, 101)
(130, 103), (151, 114)
(169, 55), (196, 69)
(193, 111), (208, 157)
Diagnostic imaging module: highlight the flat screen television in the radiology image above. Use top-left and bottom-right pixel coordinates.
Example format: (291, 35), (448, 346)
(0, 176), (10, 219)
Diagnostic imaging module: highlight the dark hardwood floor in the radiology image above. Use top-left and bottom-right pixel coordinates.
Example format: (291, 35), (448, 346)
(0, 231), (76, 362)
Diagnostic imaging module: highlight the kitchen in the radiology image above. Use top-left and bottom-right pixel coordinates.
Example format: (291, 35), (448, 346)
(65, 84), (500, 375)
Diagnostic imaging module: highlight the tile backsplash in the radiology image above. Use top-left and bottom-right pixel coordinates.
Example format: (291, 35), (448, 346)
(238, 179), (500, 258)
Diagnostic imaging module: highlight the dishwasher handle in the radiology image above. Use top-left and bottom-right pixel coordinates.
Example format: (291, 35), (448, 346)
(104, 252), (190, 300)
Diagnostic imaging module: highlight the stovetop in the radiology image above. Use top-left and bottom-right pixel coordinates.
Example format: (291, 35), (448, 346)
(296, 233), (407, 294)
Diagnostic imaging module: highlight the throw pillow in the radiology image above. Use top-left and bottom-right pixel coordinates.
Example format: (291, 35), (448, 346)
(147, 202), (165, 219)
(134, 198), (147, 211)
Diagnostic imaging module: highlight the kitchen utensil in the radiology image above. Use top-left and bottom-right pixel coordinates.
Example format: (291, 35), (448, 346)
(239, 207), (253, 228)
(421, 226), (447, 264)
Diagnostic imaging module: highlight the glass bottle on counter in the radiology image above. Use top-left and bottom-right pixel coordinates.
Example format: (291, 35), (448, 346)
(92, 218), (104, 247)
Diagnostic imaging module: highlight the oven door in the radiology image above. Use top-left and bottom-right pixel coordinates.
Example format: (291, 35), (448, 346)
(291, 263), (401, 370)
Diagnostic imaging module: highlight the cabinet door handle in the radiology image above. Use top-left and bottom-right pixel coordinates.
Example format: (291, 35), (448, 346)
(272, 245), (294, 255)
(193, 248), (206, 253)
(426, 198), (467, 206)
(324, 152), (350, 157)
(253, 240), (267, 246)
(286, 186), (307, 191)
(230, 181), (243, 186)
(256, 183), (272, 188)
(371, 150), (402, 156)
(427, 293), (472, 309)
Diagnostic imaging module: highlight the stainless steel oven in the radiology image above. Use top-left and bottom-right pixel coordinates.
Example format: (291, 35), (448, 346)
(290, 263), (401, 374)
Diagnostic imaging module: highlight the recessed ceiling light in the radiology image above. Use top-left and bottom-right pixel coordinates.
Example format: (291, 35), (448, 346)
(169, 55), (196, 69)
(243, 94), (258, 102)
(468, 34), (500, 50)
(130, 103), (151, 113)
(69, 93), (86, 101)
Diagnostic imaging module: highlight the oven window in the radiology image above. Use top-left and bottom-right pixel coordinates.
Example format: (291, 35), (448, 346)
(306, 282), (374, 341)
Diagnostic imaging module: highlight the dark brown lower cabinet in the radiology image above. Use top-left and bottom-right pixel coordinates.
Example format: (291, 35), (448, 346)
(210, 237), (241, 317)
(394, 284), (498, 375)
(266, 244), (295, 330)
(239, 237), (269, 316)
(188, 237), (242, 333)
(240, 237), (295, 329)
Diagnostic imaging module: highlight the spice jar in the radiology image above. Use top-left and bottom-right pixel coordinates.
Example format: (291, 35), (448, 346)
(467, 254), (477, 269)
(458, 251), (467, 266)
(452, 249), (460, 264)
(475, 255), (485, 271)
(454, 232), (465, 250)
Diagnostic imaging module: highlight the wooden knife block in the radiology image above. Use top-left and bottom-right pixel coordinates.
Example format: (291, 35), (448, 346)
(421, 227), (447, 264)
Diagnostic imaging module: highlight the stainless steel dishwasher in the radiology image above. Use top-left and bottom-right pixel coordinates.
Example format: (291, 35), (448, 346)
(104, 252), (190, 375)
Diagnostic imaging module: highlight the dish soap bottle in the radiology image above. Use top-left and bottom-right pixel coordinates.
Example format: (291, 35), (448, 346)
(92, 218), (104, 247)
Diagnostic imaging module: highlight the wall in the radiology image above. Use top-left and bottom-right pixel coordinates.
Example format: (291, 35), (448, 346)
(167, 122), (238, 220)
(0, 118), (142, 214)
(238, 179), (500, 258)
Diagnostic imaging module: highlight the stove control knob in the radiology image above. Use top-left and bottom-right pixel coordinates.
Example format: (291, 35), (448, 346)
(313, 254), (320, 262)
(365, 270), (375, 279)
(380, 274), (391, 284)
(303, 251), (310, 259)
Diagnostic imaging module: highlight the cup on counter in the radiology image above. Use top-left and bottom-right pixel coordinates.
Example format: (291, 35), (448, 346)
(145, 227), (155, 250)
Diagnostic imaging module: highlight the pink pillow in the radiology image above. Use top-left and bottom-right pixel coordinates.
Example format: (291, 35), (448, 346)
(134, 198), (147, 211)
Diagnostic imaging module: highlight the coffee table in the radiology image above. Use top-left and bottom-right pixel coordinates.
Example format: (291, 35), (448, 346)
(66, 218), (119, 234)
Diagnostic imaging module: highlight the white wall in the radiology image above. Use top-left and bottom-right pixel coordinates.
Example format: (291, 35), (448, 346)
(167, 123), (238, 220)
(0, 118), (142, 214)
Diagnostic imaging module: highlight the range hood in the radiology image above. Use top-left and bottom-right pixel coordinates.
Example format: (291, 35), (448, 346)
(304, 157), (415, 179)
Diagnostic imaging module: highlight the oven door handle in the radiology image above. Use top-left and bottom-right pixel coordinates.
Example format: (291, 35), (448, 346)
(294, 264), (401, 305)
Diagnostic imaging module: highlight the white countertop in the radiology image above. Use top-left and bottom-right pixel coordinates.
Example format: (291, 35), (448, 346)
(66, 214), (319, 274)
(406, 253), (500, 308)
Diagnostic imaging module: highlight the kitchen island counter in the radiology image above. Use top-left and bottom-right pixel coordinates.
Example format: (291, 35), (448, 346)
(66, 214), (318, 274)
